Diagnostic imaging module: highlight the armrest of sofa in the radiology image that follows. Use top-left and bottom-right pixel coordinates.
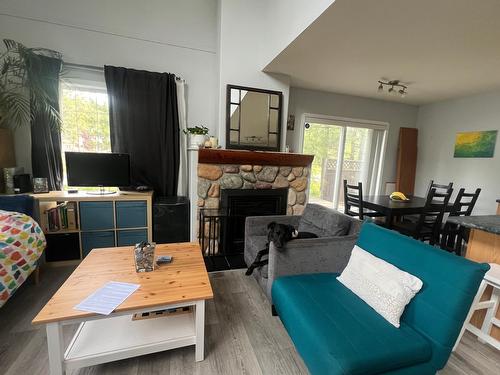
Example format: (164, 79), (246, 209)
(245, 215), (301, 237)
(266, 234), (358, 300)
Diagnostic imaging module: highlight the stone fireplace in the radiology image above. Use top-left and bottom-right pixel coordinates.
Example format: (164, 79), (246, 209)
(196, 149), (314, 270)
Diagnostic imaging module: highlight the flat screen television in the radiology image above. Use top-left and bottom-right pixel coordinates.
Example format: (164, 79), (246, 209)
(65, 152), (130, 189)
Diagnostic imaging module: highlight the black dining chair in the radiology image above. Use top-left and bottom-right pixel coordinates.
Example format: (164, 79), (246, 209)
(440, 188), (481, 255)
(428, 180), (454, 194)
(343, 180), (384, 220)
(393, 186), (453, 245)
(401, 180), (454, 223)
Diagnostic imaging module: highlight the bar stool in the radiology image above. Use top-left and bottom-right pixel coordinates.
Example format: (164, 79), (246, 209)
(454, 263), (500, 351)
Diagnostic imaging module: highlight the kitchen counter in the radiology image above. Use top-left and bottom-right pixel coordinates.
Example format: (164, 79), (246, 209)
(447, 215), (500, 235)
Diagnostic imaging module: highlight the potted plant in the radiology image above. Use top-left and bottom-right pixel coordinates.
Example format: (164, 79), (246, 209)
(0, 39), (62, 129)
(183, 125), (209, 148)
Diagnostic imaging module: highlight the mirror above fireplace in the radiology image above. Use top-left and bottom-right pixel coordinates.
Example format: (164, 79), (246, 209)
(226, 85), (283, 151)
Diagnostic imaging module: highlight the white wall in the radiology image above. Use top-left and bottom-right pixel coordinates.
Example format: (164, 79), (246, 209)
(0, 0), (219, 172)
(287, 87), (419, 186)
(217, 0), (334, 149)
(259, 0), (335, 70)
(218, 0), (288, 149)
(415, 90), (500, 215)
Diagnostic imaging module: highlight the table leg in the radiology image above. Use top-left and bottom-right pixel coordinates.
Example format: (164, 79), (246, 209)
(195, 300), (205, 361)
(385, 212), (394, 229)
(46, 322), (65, 375)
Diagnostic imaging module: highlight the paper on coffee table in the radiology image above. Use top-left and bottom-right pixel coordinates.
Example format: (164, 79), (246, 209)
(74, 281), (140, 315)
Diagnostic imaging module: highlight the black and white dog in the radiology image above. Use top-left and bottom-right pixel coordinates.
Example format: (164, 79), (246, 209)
(245, 222), (318, 276)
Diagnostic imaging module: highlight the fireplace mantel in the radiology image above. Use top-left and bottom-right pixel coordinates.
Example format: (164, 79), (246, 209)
(198, 149), (314, 167)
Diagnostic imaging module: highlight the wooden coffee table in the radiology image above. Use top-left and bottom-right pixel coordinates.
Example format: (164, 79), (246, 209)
(32, 242), (213, 375)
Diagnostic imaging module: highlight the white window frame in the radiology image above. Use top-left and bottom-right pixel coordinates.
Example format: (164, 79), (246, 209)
(299, 113), (389, 209)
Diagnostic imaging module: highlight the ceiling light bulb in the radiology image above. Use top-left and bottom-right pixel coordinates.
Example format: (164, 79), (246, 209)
(388, 86), (394, 93)
(399, 89), (406, 97)
(378, 83), (383, 91)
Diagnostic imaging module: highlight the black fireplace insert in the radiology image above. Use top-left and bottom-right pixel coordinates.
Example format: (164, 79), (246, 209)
(200, 188), (288, 271)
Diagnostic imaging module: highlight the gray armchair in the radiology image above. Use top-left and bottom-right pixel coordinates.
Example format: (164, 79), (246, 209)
(244, 203), (362, 301)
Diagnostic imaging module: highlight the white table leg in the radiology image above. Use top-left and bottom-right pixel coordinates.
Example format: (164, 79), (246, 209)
(46, 322), (65, 375)
(195, 300), (205, 361)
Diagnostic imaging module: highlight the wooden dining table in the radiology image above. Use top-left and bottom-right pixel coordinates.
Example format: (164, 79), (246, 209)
(362, 195), (453, 228)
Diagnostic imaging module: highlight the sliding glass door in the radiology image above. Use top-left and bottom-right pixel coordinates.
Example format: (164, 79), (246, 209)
(302, 116), (387, 210)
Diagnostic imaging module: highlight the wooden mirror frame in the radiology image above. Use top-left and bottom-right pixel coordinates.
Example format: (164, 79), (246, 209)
(225, 84), (283, 151)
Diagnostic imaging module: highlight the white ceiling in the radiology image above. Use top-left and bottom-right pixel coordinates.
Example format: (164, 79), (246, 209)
(264, 0), (500, 105)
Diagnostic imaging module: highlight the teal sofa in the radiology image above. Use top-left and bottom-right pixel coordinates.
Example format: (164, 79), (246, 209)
(272, 222), (489, 375)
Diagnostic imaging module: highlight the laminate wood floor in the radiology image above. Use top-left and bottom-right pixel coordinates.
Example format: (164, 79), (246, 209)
(1, 267), (499, 375)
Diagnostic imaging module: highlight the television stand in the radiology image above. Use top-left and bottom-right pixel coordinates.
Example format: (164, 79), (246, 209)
(86, 187), (117, 195)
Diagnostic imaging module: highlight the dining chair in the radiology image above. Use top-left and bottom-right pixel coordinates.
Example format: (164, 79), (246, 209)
(402, 180), (454, 223)
(440, 188), (481, 255)
(343, 180), (384, 220)
(428, 180), (454, 193)
(393, 186), (453, 245)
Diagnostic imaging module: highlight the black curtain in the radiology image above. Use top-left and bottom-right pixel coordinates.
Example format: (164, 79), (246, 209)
(31, 56), (63, 191)
(104, 66), (180, 196)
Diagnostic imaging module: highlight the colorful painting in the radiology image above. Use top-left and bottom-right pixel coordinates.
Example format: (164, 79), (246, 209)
(454, 130), (498, 158)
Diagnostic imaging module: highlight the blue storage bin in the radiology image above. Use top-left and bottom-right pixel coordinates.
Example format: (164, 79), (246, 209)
(79, 201), (114, 231)
(116, 201), (147, 228)
(117, 229), (148, 246)
(81, 231), (115, 257)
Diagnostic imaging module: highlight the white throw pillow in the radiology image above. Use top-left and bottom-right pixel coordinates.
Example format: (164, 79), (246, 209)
(337, 245), (423, 328)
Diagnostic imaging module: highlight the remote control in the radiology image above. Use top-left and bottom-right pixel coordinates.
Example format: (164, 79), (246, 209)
(156, 255), (173, 265)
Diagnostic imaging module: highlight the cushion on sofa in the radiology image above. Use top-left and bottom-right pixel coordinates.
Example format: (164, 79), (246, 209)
(298, 203), (351, 237)
(272, 273), (432, 375)
(337, 245), (423, 327)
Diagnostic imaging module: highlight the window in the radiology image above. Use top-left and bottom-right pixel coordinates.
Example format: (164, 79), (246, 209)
(302, 115), (388, 209)
(60, 83), (111, 187)
(61, 85), (110, 153)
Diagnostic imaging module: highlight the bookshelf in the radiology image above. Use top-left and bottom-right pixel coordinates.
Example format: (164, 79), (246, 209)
(32, 191), (153, 264)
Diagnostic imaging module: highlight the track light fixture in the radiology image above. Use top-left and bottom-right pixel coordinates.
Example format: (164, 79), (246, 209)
(377, 80), (407, 97)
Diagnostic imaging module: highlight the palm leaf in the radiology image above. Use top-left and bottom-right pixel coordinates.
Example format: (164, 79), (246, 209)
(0, 39), (63, 129)
(0, 90), (31, 128)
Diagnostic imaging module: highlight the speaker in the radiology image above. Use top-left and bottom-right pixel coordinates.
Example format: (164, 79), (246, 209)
(13, 174), (33, 194)
(153, 196), (190, 244)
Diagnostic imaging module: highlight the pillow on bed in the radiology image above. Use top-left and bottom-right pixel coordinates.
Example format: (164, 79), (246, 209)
(337, 245), (423, 328)
(0, 195), (35, 217)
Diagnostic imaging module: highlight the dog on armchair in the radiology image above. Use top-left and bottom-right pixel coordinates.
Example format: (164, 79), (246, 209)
(245, 221), (317, 276)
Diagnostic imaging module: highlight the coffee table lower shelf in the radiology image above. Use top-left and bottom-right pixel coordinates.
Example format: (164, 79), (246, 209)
(45, 300), (206, 375)
(64, 313), (196, 371)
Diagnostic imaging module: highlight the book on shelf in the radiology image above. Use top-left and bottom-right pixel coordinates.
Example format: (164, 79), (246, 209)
(67, 201), (78, 230)
(41, 201), (78, 233)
